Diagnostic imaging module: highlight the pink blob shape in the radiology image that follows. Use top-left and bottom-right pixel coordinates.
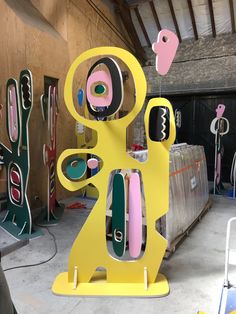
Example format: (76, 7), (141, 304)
(87, 158), (98, 169)
(10, 169), (20, 185)
(11, 187), (20, 202)
(216, 104), (225, 118)
(9, 86), (18, 142)
(86, 70), (113, 107)
(216, 153), (221, 185)
(128, 172), (142, 258)
(152, 29), (179, 76)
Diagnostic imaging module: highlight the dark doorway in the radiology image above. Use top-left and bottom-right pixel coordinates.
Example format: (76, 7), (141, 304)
(167, 94), (236, 182)
(44, 76), (58, 96)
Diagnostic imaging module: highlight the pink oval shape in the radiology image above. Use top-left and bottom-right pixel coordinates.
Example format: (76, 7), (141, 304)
(216, 153), (221, 185)
(216, 104), (225, 118)
(11, 187), (21, 202)
(10, 169), (20, 185)
(152, 29), (179, 76)
(128, 172), (142, 258)
(8, 85), (19, 142)
(87, 158), (98, 169)
(86, 70), (113, 107)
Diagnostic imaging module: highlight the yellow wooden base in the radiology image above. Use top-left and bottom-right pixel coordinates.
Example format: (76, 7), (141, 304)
(52, 271), (169, 297)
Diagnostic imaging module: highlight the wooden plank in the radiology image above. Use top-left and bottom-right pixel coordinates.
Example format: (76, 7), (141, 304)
(208, 0), (216, 37)
(187, 0), (198, 40)
(127, 0), (151, 8)
(30, 0), (68, 40)
(229, 0), (236, 33)
(168, 0), (182, 42)
(134, 6), (151, 47)
(149, 0), (161, 32)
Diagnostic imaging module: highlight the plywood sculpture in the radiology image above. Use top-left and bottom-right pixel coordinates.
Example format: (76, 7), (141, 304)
(152, 29), (179, 76)
(210, 104), (229, 194)
(39, 86), (64, 224)
(0, 70), (38, 239)
(52, 46), (176, 297)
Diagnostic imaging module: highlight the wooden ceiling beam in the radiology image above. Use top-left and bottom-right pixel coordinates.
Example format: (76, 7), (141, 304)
(207, 0), (216, 37)
(149, 0), (161, 32)
(113, 0), (147, 63)
(229, 0), (236, 33)
(168, 0), (182, 42)
(127, 0), (151, 9)
(187, 0), (198, 40)
(134, 6), (151, 47)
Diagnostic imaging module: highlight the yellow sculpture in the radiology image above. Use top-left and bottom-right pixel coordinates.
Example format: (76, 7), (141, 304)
(75, 121), (98, 198)
(52, 47), (175, 296)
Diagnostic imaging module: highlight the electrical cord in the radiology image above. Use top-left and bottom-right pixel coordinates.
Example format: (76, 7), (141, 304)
(3, 226), (57, 272)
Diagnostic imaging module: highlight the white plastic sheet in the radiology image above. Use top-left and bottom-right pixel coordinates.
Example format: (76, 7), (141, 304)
(164, 144), (209, 249)
(130, 144), (209, 250)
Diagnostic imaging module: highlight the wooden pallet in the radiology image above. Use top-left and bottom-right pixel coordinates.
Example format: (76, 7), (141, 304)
(164, 198), (212, 259)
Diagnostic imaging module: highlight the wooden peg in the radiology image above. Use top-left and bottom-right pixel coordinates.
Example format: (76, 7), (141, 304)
(144, 266), (148, 290)
(73, 266), (78, 290)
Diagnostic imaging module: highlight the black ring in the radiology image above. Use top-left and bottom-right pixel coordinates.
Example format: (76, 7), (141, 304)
(86, 57), (123, 118)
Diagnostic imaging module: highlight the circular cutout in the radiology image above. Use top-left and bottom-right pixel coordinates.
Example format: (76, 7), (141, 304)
(114, 229), (123, 242)
(92, 82), (107, 96)
(62, 46), (147, 130)
(66, 157), (87, 180)
(162, 35), (168, 42)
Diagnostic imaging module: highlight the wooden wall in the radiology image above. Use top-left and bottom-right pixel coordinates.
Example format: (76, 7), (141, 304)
(0, 0), (136, 213)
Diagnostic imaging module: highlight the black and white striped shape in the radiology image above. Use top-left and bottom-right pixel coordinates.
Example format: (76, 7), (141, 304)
(149, 106), (170, 142)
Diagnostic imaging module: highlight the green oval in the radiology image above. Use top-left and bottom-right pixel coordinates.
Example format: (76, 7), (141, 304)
(95, 84), (106, 95)
(66, 157), (87, 180)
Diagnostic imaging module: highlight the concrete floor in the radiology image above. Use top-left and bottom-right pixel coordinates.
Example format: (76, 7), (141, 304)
(1, 195), (236, 314)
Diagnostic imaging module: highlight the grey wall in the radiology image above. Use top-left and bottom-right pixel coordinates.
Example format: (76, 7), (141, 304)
(144, 33), (236, 96)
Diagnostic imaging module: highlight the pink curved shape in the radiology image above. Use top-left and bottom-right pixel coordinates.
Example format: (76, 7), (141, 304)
(9, 86), (18, 142)
(216, 104), (225, 118)
(216, 153), (221, 185)
(128, 172), (142, 258)
(10, 169), (20, 185)
(11, 187), (20, 202)
(86, 70), (113, 107)
(152, 29), (179, 76)
(87, 158), (98, 169)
